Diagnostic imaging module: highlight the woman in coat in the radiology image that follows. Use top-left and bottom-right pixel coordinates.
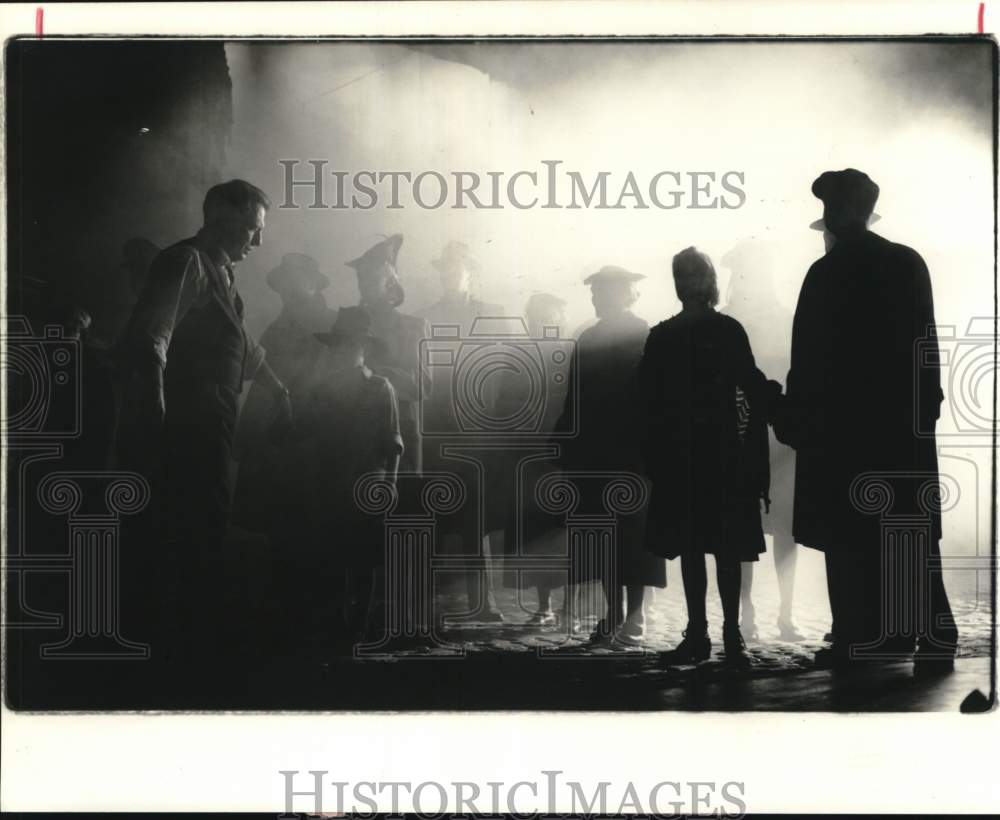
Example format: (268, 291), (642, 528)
(639, 247), (772, 667)
(557, 266), (667, 646)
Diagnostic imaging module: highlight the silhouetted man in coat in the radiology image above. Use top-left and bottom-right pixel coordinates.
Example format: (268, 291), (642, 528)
(775, 168), (957, 672)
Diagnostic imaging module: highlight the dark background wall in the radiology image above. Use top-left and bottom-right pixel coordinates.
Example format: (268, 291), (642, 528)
(5, 39), (233, 342)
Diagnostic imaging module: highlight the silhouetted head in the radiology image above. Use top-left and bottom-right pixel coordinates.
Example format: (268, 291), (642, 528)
(672, 246), (720, 309)
(202, 179), (270, 263)
(267, 253), (331, 304)
(432, 241), (478, 298)
(584, 266), (643, 319)
(348, 235), (405, 309)
(811, 168), (879, 239)
(524, 292), (567, 337)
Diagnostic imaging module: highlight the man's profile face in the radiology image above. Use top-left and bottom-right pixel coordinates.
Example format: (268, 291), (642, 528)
(222, 204), (266, 262)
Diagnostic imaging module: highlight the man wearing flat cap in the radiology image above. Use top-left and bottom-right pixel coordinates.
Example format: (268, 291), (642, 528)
(346, 234), (430, 475)
(774, 168), (957, 671)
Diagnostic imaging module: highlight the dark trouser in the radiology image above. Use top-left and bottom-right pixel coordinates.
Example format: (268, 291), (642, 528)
(826, 537), (957, 659)
(917, 537), (958, 656)
(154, 382), (240, 659)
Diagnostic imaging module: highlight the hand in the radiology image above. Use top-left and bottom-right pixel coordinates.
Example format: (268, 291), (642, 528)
(135, 366), (166, 428)
(270, 385), (294, 432)
(386, 481), (400, 508)
(764, 380), (785, 424)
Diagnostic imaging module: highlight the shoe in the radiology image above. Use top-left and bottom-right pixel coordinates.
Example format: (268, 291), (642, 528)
(913, 649), (956, 677)
(777, 616), (804, 642)
(588, 617), (621, 644)
(660, 627), (712, 665)
(742, 619), (759, 641)
(558, 611), (583, 634)
(615, 619), (646, 646)
(527, 610), (557, 627)
(723, 625), (752, 669)
(813, 644), (851, 670)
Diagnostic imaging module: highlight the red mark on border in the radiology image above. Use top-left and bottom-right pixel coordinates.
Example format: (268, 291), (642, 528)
(35, 7), (43, 37)
(978, 2), (985, 33)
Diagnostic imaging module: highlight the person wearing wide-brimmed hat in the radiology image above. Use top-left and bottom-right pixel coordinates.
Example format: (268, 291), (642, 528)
(555, 265), (666, 646)
(260, 252), (337, 390)
(232, 252), (337, 533)
(270, 304), (403, 648)
(345, 234), (430, 475)
(773, 168), (957, 671)
(418, 241), (504, 331)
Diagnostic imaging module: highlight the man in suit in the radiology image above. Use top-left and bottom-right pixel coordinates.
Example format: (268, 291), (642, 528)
(775, 168), (957, 672)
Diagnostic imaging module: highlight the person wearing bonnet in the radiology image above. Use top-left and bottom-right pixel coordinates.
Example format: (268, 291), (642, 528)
(772, 168), (957, 672)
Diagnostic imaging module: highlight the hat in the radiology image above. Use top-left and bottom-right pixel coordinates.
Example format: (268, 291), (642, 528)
(346, 234), (404, 274)
(583, 265), (645, 286)
(810, 168), (880, 229)
(315, 306), (382, 350)
(809, 213), (881, 231)
(266, 253), (331, 294)
(525, 292), (567, 315)
(432, 241), (481, 275)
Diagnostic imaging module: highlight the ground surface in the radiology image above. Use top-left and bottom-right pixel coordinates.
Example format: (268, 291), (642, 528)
(6, 536), (993, 712)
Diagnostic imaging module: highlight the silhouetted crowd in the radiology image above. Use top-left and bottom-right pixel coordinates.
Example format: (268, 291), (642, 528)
(60, 169), (958, 673)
